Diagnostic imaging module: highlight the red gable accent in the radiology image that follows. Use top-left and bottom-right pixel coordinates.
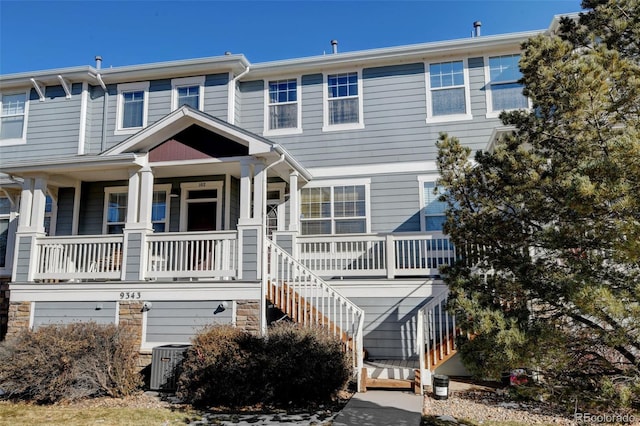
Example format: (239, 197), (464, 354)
(149, 139), (213, 162)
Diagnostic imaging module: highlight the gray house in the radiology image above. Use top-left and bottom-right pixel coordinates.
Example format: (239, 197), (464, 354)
(0, 17), (562, 391)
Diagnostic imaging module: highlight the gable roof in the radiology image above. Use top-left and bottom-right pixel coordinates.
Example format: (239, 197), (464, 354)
(103, 105), (274, 156)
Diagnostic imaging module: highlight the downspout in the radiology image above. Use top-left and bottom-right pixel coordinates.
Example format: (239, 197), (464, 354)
(259, 153), (286, 336)
(226, 66), (250, 125)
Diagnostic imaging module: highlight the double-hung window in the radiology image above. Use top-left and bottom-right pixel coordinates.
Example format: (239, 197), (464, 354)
(104, 185), (170, 233)
(427, 60), (471, 122)
(419, 177), (447, 232)
(324, 71), (363, 131)
(0, 92), (29, 144)
(172, 76), (204, 111)
(486, 54), (529, 116)
(116, 82), (149, 134)
(265, 78), (300, 134)
(300, 181), (369, 235)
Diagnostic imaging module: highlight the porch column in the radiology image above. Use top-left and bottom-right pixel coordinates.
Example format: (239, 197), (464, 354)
(126, 168), (140, 226)
(31, 176), (48, 234)
(288, 171), (299, 232)
(138, 166), (154, 230)
(253, 161), (265, 221)
(13, 177), (47, 283)
(238, 159), (253, 224)
(17, 178), (33, 231)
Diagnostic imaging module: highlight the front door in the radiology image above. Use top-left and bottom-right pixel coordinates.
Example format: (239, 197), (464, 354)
(180, 181), (223, 232)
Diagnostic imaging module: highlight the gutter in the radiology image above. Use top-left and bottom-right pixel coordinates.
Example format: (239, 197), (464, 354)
(271, 144), (312, 182)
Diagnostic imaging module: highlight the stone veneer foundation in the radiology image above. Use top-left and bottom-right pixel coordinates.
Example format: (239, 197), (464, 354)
(6, 301), (31, 339)
(235, 300), (260, 334)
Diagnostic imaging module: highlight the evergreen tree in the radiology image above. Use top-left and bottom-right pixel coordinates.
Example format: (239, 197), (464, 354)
(436, 0), (640, 406)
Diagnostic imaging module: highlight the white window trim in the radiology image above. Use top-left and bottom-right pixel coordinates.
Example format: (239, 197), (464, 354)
(103, 184), (171, 233)
(300, 178), (371, 235)
(179, 181), (224, 232)
(418, 175), (446, 232)
(425, 59), (473, 123)
(103, 186), (128, 233)
(171, 76), (205, 111)
(267, 182), (287, 233)
(322, 70), (365, 132)
(483, 53), (531, 119)
(0, 90), (30, 146)
(263, 77), (302, 136)
(152, 184), (172, 232)
(115, 81), (149, 135)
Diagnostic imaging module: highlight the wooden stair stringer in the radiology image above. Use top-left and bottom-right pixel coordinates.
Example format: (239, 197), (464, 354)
(427, 332), (458, 370)
(267, 280), (354, 350)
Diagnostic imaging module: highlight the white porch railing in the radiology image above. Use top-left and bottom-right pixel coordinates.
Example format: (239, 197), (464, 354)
(265, 240), (365, 387)
(417, 288), (459, 394)
(146, 231), (238, 280)
(34, 235), (124, 281)
(297, 232), (456, 278)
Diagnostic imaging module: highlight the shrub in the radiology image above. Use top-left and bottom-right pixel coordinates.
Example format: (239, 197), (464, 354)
(176, 323), (351, 409)
(0, 322), (142, 403)
(176, 324), (264, 408)
(264, 322), (350, 406)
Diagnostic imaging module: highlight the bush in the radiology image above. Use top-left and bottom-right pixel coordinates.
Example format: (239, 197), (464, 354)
(176, 323), (350, 408)
(176, 325), (264, 408)
(0, 322), (142, 403)
(264, 322), (350, 406)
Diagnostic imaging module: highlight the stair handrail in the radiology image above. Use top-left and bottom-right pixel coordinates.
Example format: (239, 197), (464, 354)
(417, 287), (454, 395)
(264, 239), (365, 389)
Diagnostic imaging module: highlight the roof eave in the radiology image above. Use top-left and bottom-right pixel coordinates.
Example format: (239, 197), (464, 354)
(247, 30), (543, 78)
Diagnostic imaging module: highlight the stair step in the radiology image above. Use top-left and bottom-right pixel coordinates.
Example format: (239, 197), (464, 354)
(360, 367), (420, 393)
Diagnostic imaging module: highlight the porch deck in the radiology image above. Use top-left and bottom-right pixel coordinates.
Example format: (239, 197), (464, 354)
(25, 231), (456, 284)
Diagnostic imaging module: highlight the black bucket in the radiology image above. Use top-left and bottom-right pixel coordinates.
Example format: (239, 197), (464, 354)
(432, 374), (449, 400)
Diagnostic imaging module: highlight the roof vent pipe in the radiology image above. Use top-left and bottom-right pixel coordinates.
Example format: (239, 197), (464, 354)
(473, 21), (482, 37)
(331, 39), (338, 54)
(95, 55), (102, 69)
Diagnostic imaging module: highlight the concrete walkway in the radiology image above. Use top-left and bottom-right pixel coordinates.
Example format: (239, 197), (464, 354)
(333, 390), (423, 426)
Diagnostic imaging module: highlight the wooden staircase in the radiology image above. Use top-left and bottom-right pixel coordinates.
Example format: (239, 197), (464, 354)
(417, 289), (461, 394)
(264, 240), (364, 386)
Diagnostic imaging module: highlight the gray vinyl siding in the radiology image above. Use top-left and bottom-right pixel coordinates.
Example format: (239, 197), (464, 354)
(0, 85), (83, 162)
(124, 232), (142, 280)
(237, 80), (263, 131)
(55, 187), (75, 236)
(203, 73), (229, 120)
(32, 301), (117, 328)
(87, 85), (107, 154)
(350, 296), (431, 360)
(237, 61), (501, 168)
(13, 235), (33, 282)
(234, 80), (242, 126)
(145, 300), (232, 343)
(370, 173), (422, 233)
(241, 228), (258, 280)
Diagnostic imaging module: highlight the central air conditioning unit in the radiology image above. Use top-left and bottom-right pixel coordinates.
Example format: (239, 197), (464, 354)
(150, 344), (191, 391)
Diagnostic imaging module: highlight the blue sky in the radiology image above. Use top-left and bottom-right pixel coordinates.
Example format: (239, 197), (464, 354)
(0, 0), (583, 75)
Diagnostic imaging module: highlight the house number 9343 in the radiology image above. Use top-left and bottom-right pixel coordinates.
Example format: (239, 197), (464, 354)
(120, 291), (141, 300)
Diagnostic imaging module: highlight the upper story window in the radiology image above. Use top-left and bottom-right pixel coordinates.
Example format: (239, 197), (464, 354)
(103, 185), (170, 233)
(264, 78), (301, 135)
(115, 82), (149, 135)
(172, 76), (204, 111)
(300, 180), (369, 235)
(0, 91), (29, 144)
(323, 71), (364, 131)
(419, 177), (447, 232)
(485, 54), (529, 117)
(426, 60), (472, 122)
